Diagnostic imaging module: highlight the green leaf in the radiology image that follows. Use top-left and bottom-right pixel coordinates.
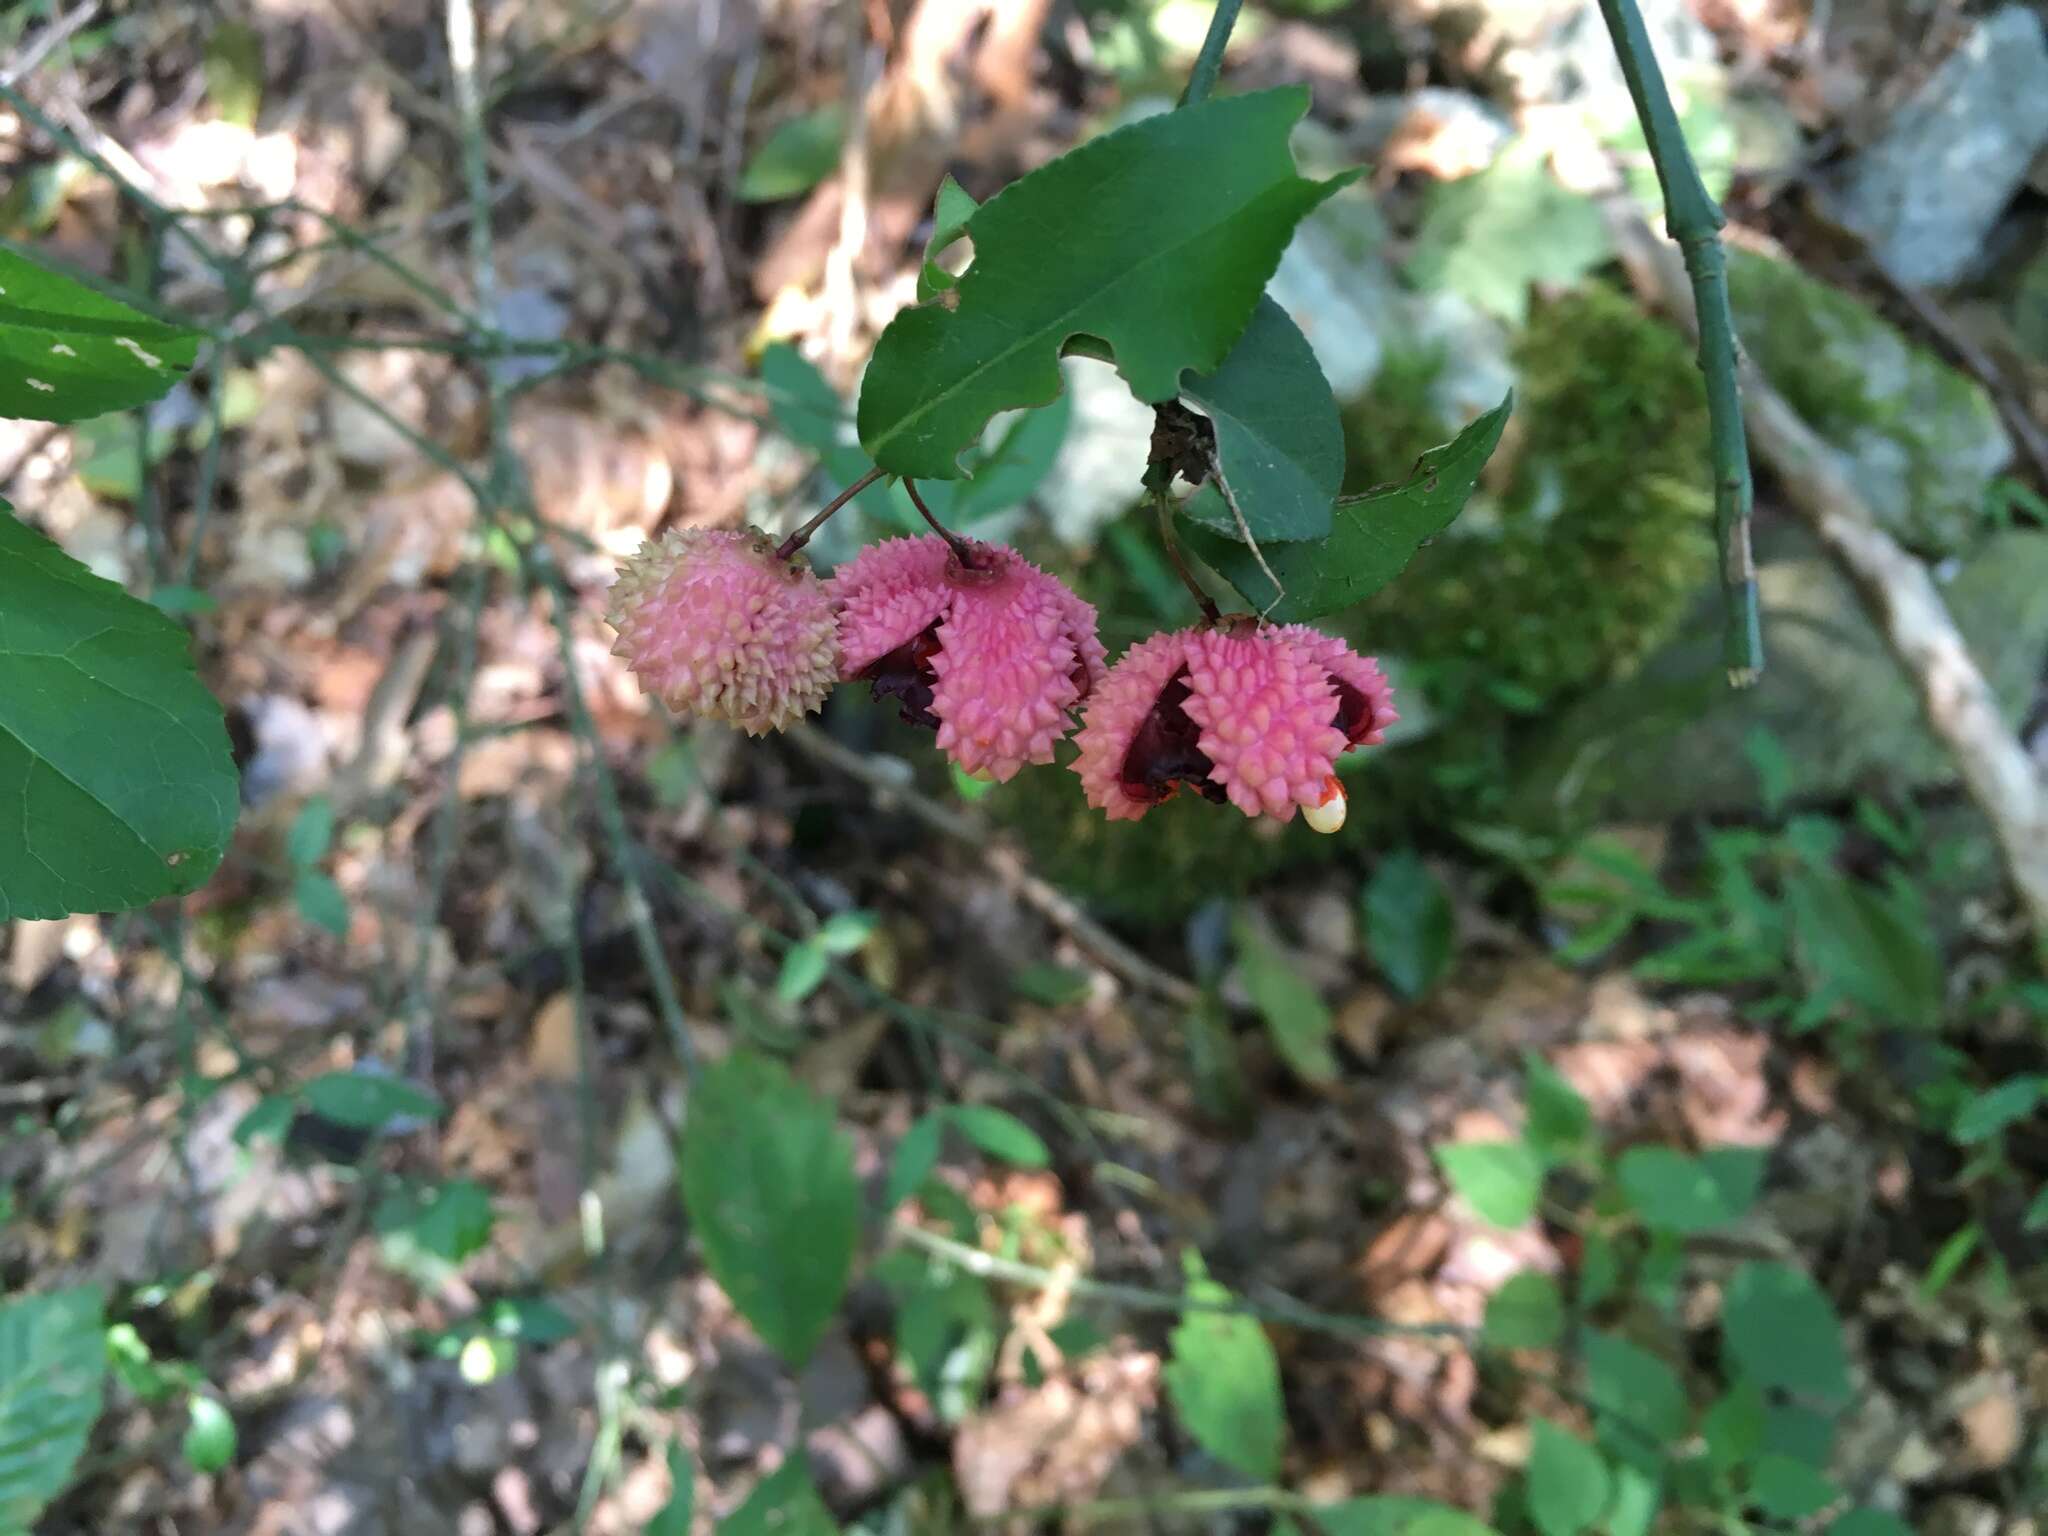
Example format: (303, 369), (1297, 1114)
(816, 910), (878, 956)
(1786, 870), (1943, 1029)
(1436, 1141), (1543, 1228)
(1313, 1499), (1453, 1536)
(647, 1441), (695, 1536)
(1363, 850), (1455, 1000)
(777, 940), (830, 1004)
(738, 105), (846, 203)
(945, 1106), (1050, 1168)
(181, 1393), (236, 1474)
(286, 796), (335, 867)
(1951, 1077), (2043, 1144)
(232, 1094), (295, 1148)
(1581, 1330), (1685, 1457)
(1828, 1511), (1915, 1536)
(1405, 144), (1611, 325)
(1920, 1223), (1979, 1296)
(293, 871), (349, 937)
(1601, 1461), (1662, 1536)
(1523, 1052), (1594, 1166)
(485, 1297), (576, 1343)
(717, 1453), (837, 1536)
(1616, 1146), (1763, 1234)
(0, 506), (239, 919)
(1720, 1262), (1849, 1407)
(300, 1070), (444, 1131)
(680, 1054), (858, 1366)
(0, 1285), (106, 1531)
(1163, 1255), (1285, 1480)
(1185, 393), (1511, 620)
(884, 1114), (944, 1212)
(375, 1179), (495, 1267)
(858, 88), (1354, 478)
(875, 1249), (998, 1419)
(948, 392), (1072, 522)
(1701, 1380), (1765, 1473)
(1483, 1272), (1564, 1350)
(1746, 1455), (1838, 1521)
(917, 174), (980, 301)
(1010, 962), (1093, 1007)
(1233, 913), (1336, 1085)
(1178, 296), (1341, 544)
(203, 20), (264, 127)
(1527, 1420), (1611, 1536)
(2024, 1186), (2048, 1234)
(0, 243), (200, 421)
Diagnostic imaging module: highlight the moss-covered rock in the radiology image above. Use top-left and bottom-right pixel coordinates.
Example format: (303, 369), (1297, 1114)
(1728, 249), (2011, 556)
(1356, 282), (1714, 704)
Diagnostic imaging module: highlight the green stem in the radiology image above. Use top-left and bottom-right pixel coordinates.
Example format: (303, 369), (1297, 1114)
(1177, 0), (1244, 108)
(978, 1485), (1309, 1529)
(892, 1222), (1468, 1341)
(1596, 0), (1762, 686)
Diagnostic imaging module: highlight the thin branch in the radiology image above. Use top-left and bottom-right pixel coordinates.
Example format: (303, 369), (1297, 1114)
(1152, 485), (1221, 624)
(1596, 0), (1762, 687)
(774, 465), (888, 560)
(904, 479), (982, 569)
(892, 1222), (1466, 1341)
(784, 724), (1203, 1008)
(1610, 206), (2048, 960)
(0, 0), (100, 87)
(1176, 0), (1244, 108)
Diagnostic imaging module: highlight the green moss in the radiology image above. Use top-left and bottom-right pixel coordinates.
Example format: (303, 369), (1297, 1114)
(1727, 249), (2008, 554)
(1361, 283), (1712, 703)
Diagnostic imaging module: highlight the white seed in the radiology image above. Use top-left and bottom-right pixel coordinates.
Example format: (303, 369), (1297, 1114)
(1304, 780), (1346, 835)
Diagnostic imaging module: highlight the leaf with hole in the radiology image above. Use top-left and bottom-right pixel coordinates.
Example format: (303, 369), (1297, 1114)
(1185, 393), (1510, 620)
(1233, 913), (1336, 1085)
(1721, 1262), (1849, 1406)
(1436, 1140), (1542, 1228)
(0, 243), (200, 421)
(0, 1285), (106, 1530)
(1164, 1255), (1285, 1480)
(1527, 1420), (1611, 1536)
(680, 1053), (857, 1366)
(1363, 850), (1455, 1000)
(1178, 296), (1341, 545)
(917, 174), (979, 300)
(738, 105), (845, 203)
(0, 506), (238, 920)
(858, 88), (1355, 478)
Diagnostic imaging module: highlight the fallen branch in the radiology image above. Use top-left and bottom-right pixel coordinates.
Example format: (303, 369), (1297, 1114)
(785, 724), (1202, 1007)
(1609, 205), (2048, 960)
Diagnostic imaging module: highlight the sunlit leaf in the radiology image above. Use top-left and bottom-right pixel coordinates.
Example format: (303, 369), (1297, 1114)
(1483, 1272), (1563, 1350)
(1164, 1255), (1285, 1480)
(0, 1285), (105, 1530)
(0, 505), (238, 919)
(1527, 1420), (1611, 1536)
(738, 105), (845, 203)
(0, 243), (200, 422)
(1436, 1141), (1542, 1228)
(859, 89), (1354, 478)
(680, 1054), (858, 1365)
(1186, 394), (1511, 620)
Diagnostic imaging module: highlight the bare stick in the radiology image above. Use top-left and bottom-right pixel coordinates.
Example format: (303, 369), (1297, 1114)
(1612, 208), (2048, 960)
(1597, 0), (1762, 686)
(1152, 486), (1222, 624)
(775, 465), (887, 560)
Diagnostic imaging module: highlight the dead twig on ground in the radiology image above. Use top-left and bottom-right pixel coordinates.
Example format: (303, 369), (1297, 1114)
(1610, 203), (2048, 961)
(784, 724), (1203, 1008)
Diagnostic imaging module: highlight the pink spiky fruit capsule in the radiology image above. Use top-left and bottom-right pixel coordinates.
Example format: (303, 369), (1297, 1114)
(828, 535), (1107, 783)
(607, 526), (838, 735)
(1072, 619), (1395, 830)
